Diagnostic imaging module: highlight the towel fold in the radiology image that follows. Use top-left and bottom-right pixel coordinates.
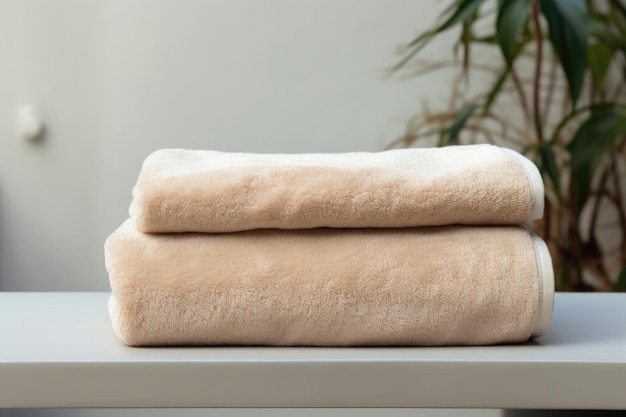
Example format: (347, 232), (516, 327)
(106, 219), (554, 347)
(129, 144), (544, 233)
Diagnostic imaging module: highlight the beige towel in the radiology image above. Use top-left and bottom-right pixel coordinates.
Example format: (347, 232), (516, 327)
(105, 220), (554, 346)
(129, 145), (544, 233)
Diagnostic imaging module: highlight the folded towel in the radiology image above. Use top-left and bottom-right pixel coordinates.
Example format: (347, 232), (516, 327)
(129, 144), (544, 233)
(106, 220), (554, 346)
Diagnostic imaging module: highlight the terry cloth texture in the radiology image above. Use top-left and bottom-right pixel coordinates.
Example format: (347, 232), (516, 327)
(106, 220), (553, 347)
(129, 145), (544, 233)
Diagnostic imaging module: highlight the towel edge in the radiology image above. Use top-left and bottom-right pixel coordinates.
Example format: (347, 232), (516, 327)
(530, 232), (555, 338)
(503, 148), (545, 221)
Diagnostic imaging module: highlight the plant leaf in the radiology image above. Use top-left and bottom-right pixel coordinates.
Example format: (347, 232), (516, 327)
(482, 66), (510, 115)
(539, 145), (561, 197)
(389, 32), (437, 74)
(433, 0), (488, 37)
(588, 42), (613, 88)
(461, 11), (479, 73)
(391, 0), (487, 74)
(589, 16), (626, 58)
(496, 0), (532, 65)
(473, 34), (498, 43)
(566, 107), (626, 213)
(614, 267), (626, 291)
(439, 103), (479, 146)
(610, 0), (626, 22)
(540, 0), (588, 106)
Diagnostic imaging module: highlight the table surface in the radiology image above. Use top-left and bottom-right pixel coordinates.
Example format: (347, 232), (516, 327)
(0, 292), (625, 409)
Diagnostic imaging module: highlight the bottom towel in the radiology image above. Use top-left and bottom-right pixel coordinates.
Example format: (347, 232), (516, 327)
(105, 220), (554, 346)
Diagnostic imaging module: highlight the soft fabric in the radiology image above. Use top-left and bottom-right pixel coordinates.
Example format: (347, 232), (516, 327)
(106, 220), (553, 347)
(129, 145), (544, 233)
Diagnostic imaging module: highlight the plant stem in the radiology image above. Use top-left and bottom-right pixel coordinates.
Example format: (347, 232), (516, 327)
(484, 113), (528, 138)
(549, 103), (626, 145)
(510, 68), (532, 125)
(612, 138), (626, 261)
(531, 1), (545, 145)
(586, 158), (616, 291)
(589, 163), (612, 241)
(542, 57), (558, 128)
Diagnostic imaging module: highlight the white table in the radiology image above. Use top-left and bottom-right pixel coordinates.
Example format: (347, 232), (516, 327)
(0, 292), (624, 410)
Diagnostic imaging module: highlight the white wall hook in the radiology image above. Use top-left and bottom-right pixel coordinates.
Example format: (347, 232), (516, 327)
(16, 105), (45, 142)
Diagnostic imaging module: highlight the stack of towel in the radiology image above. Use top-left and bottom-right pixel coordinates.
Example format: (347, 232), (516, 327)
(105, 144), (554, 346)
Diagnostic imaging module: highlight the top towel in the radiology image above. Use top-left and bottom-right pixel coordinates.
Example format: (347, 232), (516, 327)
(129, 144), (544, 233)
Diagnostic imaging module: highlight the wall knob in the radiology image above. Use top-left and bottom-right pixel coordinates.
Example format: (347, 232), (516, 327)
(17, 105), (45, 143)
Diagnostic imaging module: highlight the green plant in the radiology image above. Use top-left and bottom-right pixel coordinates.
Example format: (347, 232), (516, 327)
(390, 0), (626, 291)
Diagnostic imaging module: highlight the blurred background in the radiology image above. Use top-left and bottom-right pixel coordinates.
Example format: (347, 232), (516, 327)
(2, 0), (625, 416)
